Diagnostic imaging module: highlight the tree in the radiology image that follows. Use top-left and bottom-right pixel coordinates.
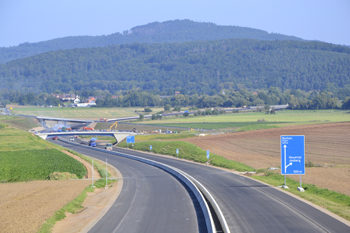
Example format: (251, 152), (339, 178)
(173, 106), (181, 111)
(144, 108), (152, 112)
(139, 114), (144, 121)
(341, 97), (350, 109)
(183, 112), (189, 117)
(164, 104), (170, 111)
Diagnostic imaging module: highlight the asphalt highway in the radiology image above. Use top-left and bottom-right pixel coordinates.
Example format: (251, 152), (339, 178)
(107, 146), (350, 233)
(53, 140), (207, 233)
(55, 139), (350, 233)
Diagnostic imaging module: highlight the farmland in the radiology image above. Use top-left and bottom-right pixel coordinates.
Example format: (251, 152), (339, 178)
(182, 122), (350, 196)
(11, 106), (163, 119)
(145, 109), (349, 125)
(0, 149), (86, 182)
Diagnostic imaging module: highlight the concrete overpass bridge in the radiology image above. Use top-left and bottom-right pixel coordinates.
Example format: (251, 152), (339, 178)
(37, 131), (137, 144)
(36, 116), (94, 127)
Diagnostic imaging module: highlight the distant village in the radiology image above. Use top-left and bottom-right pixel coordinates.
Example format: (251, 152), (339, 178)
(51, 94), (117, 107)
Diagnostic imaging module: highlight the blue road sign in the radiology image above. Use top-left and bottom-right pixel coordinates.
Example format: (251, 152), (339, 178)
(150, 145), (152, 150)
(281, 135), (305, 175)
(176, 149), (179, 154)
(207, 150), (209, 159)
(126, 136), (135, 143)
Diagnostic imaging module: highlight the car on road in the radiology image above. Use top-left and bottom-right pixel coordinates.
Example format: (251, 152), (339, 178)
(52, 136), (58, 140)
(69, 136), (74, 141)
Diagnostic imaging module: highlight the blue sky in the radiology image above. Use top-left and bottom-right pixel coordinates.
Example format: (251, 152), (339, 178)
(0, 0), (349, 47)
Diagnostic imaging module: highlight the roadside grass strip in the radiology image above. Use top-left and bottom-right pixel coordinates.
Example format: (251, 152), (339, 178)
(38, 178), (118, 233)
(118, 140), (254, 172)
(134, 132), (196, 141)
(253, 172), (350, 221)
(64, 149), (111, 178)
(0, 149), (86, 182)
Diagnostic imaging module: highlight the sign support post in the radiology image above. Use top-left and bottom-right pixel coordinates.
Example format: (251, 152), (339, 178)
(281, 135), (305, 191)
(91, 159), (95, 188)
(105, 158), (108, 189)
(206, 150), (210, 165)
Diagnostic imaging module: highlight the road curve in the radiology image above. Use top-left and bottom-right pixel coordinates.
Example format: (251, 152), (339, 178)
(53, 140), (207, 233)
(108, 147), (350, 233)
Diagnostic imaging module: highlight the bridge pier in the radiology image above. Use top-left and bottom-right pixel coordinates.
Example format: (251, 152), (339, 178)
(38, 119), (48, 128)
(112, 133), (128, 144)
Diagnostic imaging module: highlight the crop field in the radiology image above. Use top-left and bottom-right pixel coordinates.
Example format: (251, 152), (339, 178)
(147, 109), (350, 125)
(0, 149), (86, 182)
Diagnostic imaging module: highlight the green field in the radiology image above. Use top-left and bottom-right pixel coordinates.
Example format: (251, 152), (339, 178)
(0, 120), (87, 182)
(0, 149), (86, 182)
(11, 106), (164, 119)
(139, 121), (286, 130)
(149, 109), (349, 123)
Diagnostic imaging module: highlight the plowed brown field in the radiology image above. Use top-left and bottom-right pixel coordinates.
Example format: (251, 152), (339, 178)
(182, 122), (350, 196)
(0, 180), (91, 233)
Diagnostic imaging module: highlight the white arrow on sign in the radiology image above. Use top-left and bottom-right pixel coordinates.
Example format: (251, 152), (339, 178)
(284, 145), (292, 173)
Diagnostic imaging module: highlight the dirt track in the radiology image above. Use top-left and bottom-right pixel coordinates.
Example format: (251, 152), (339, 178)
(182, 122), (350, 195)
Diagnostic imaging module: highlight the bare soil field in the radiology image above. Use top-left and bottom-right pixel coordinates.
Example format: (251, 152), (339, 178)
(0, 150), (103, 233)
(0, 180), (91, 233)
(182, 122), (350, 196)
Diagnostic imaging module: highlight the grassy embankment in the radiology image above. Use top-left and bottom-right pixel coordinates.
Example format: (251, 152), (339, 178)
(253, 171), (350, 221)
(118, 135), (254, 172)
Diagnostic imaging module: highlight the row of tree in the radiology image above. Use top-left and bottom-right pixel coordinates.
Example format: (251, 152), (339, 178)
(2, 87), (350, 110)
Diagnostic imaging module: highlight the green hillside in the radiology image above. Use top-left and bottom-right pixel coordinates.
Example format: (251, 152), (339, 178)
(0, 38), (349, 95)
(0, 19), (303, 64)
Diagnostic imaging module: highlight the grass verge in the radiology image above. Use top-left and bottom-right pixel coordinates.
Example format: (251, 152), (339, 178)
(118, 140), (254, 172)
(38, 178), (117, 233)
(253, 171), (350, 221)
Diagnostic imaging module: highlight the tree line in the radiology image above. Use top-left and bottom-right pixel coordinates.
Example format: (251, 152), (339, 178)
(2, 87), (350, 110)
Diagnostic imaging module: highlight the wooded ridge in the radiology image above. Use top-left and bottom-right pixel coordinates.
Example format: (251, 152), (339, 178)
(0, 38), (349, 95)
(0, 19), (303, 64)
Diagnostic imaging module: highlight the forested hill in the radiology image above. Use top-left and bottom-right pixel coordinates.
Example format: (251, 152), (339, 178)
(1, 38), (349, 95)
(0, 19), (303, 64)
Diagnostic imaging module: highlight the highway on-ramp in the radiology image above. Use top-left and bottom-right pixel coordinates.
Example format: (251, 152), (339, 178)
(53, 140), (207, 233)
(55, 139), (350, 233)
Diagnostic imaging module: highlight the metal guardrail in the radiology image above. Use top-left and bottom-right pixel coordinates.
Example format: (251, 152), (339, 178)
(58, 137), (230, 233)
